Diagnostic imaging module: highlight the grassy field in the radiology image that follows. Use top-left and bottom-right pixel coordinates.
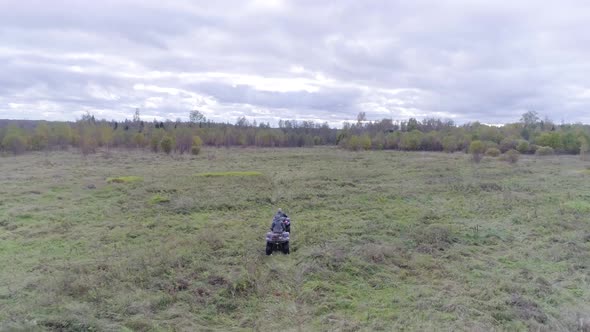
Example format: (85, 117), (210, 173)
(1, 147), (589, 331)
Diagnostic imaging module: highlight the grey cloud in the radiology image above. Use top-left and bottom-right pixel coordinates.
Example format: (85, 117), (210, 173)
(189, 82), (359, 113)
(1, 0), (590, 124)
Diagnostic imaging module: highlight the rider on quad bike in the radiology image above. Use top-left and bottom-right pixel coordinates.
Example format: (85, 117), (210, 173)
(266, 208), (291, 255)
(270, 208), (290, 232)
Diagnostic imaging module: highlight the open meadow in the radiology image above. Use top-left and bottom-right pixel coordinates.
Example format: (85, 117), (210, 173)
(1, 147), (589, 331)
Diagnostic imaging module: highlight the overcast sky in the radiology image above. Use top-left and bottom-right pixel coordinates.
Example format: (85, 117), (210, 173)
(1, 0), (590, 126)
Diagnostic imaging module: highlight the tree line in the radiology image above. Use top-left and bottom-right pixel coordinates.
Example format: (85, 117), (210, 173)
(1, 111), (589, 158)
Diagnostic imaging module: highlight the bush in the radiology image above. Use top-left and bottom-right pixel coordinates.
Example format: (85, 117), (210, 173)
(160, 136), (173, 154)
(79, 125), (99, 155)
(535, 146), (554, 156)
(469, 140), (486, 163)
(132, 133), (145, 148)
(2, 133), (27, 155)
(175, 128), (193, 154)
(483, 140), (499, 150)
(385, 132), (399, 149)
(371, 132), (385, 150)
(516, 140), (530, 154)
(503, 149), (520, 164)
(1, 125), (28, 155)
(535, 132), (562, 150)
(191, 136), (203, 155)
(499, 137), (517, 152)
(442, 135), (459, 153)
(469, 140), (485, 154)
(360, 134), (372, 150)
(399, 130), (423, 150)
(150, 136), (160, 152)
(345, 135), (371, 151)
(528, 144), (539, 154)
(346, 135), (361, 151)
(581, 135), (590, 161)
(485, 147), (501, 157)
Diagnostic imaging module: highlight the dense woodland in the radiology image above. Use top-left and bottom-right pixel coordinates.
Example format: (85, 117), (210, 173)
(1, 110), (589, 158)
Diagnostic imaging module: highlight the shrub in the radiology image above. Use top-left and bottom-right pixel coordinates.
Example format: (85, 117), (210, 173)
(503, 149), (520, 164)
(421, 133), (443, 151)
(132, 133), (145, 148)
(485, 147), (501, 157)
(79, 125), (99, 155)
(535, 146), (554, 156)
(469, 140), (485, 163)
(175, 128), (193, 154)
(579, 135), (590, 161)
(2, 125), (28, 155)
(360, 134), (372, 150)
(483, 140), (499, 150)
(399, 130), (423, 150)
(469, 140), (486, 154)
(160, 136), (173, 154)
(345, 135), (370, 151)
(516, 140), (530, 154)
(191, 136), (203, 155)
(150, 136), (160, 152)
(2, 132), (27, 155)
(528, 144), (539, 154)
(535, 132), (562, 150)
(371, 132), (385, 150)
(442, 135), (459, 153)
(385, 132), (399, 149)
(499, 137), (517, 152)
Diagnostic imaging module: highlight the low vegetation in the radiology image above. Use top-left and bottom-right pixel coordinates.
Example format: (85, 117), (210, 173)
(1, 148), (589, 330)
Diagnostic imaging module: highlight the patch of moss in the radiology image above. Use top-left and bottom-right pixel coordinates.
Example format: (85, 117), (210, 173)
(150, 194), (170, 204)
(106, 176), (143, 184)
(195, 171), (263, 177)
(562, 200), (590, 213)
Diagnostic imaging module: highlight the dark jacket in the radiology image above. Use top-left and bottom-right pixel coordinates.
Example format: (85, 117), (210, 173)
(270, 218), (286, 232)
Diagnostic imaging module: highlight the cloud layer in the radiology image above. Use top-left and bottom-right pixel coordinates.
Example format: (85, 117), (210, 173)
(1, 0), (590, 125)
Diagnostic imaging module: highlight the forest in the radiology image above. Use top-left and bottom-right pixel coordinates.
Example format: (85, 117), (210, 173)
(1, 110), (589, 158)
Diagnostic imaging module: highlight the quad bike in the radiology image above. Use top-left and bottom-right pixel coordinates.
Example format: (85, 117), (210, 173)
(265, 218), (290, 255)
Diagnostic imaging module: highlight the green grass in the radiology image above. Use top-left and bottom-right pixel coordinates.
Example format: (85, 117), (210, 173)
(196, 171), (263, 177)
(149, 194), (171, 204)
(0, 148), (589, 331)
(562, 200), (590, 213)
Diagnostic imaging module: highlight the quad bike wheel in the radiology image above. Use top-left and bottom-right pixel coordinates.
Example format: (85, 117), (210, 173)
(265, 242), (273, 255)
(282, 242), (290, 254)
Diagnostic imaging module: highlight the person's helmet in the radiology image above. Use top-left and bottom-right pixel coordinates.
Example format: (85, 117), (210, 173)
(277, 208), (282, 213)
